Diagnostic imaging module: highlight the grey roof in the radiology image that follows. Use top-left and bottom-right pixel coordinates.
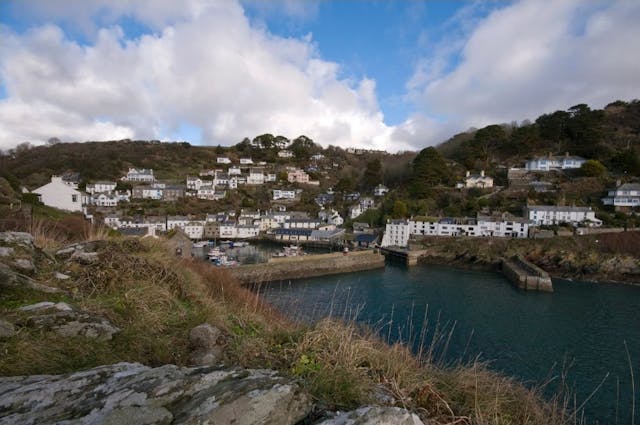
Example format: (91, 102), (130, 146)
(617, 183), (640, 191)
(526, 205), (592, 212)
(275, 228), (313, 236)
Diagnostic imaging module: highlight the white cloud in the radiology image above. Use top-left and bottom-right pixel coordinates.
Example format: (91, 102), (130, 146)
(407, 0), (640, 144)
(0, 0), (412, 152)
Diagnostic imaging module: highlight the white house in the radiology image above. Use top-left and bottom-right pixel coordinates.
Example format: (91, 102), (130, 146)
(525, 154), (586, 171)
(214, 171), (229, 186)
(186, 177), (204, 190)
(278, 149), (294, 158)
(86, 181), (117, 195)
(122, 168), (155, 182)
(197, 184), (216, 200)
(524, 205), (602, 226)
(239, 158), (253, 165)
(374, 184), (389, 196)
(601, 182), (640, 211)
(104, 215), (121, 229)
(228, 166), (242, 176)
(184, 221), (204, 240)
(265, 173), (277, 183)
(328, 211), (344, 226)
(167, 216), (189, 231)
(216, 157), (231, 164)
(460, 171), (493, 189)
(381, 216), (529, 247)
(92, 193), (118, 207)
(381, 220), (411, 247)
(236, 225), (260, 239)
(219, 221), (238, 238)
(228, 177), (238, 190)
(273, 189), (298, 200)
(33, 176), (86, 212)
(247, 168), (265, 185)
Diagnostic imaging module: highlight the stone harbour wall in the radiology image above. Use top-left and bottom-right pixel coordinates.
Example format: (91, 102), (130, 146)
(229, 250), (386, 284)
(502, 254), (553, 292)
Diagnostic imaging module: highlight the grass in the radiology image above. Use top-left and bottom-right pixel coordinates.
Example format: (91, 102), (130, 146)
(0, 225), (583, 424)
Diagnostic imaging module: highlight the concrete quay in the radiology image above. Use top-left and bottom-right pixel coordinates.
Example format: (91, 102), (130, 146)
(501, 254), (553, 292)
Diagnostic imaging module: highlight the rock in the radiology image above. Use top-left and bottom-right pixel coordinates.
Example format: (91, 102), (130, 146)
(317, 406), (424, 425)
(70, 250), (99, 264)
(188, 323), (226, 366)
(0, 263), (63, 294)
(13, 258), (35, 273)
(17, 303), (120, 340)
(0, 362), (313, 425)
(54, 272), (71, 280)
(0, 232), (34, 247)
(18, 301), (73, 312)
(0, 318), (15, 338)
(0, 247), (14, 257)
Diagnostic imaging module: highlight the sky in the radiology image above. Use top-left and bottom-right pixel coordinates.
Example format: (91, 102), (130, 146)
(1, 0), (639, 153)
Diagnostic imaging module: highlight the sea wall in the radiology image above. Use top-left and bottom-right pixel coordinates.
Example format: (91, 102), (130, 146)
(502, 254), (553, 292)
(229, 250), (385, 284)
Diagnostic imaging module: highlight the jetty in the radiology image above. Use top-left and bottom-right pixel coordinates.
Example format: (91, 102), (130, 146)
(229, 250), (385, 284)
(379, 246), (427, 266)
(501, 255), (553, 292)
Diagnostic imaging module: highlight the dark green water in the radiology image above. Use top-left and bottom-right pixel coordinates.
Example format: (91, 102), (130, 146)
(258, 264), (640, 424)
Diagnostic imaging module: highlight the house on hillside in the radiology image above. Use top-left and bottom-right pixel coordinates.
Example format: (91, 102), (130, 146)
(247, 168), (265, 185)
(524, 205), (602, 227)
(278, 149), (294, 158)
(287, 168), (310, 184)
(216, 157), (231, 164)
(374, 184), (389, 196)
(86, 181), (117, 194)
(122, 168), (155, 182)
(601, 182), (640, 212)
(457, 170), (494, 189)
(525, 153), (586, 171)
(239, 158), (253, 165)
(167, 229), (192, 258)
(32, 176), (87, 212)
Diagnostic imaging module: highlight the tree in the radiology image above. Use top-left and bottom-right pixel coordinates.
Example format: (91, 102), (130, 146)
(391, 200), (408, 218)
(360, 158), (382, 191)
(580, 160), (607, 177)
(409, 147), (451, 197)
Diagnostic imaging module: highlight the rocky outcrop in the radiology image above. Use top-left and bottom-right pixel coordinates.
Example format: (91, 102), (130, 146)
(0, 362), (313, 425)
(318, 406), (425, 425)
(16, 301), (120, 340)
(0, 318), (15, 338)
(188, 323), (226, 367)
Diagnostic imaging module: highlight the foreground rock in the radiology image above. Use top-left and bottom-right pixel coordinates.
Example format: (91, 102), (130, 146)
(188, 323), (226, 366)
(318, 406), (425, 425)
(17, 301), (120, 340)
(0, 362), (313, 425)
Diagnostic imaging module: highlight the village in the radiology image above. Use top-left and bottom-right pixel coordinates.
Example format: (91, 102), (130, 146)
(23, 142), (640, 258)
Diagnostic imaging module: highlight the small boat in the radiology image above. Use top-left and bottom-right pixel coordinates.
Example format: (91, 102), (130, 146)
(273, 245), (305, 257)
(211, 254), (238, 267)
(207, 247), (225, 260)
(219, 240), (233, 245)
(232, 241), (250, 248)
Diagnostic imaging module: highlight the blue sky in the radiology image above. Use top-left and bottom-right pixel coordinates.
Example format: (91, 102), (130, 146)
(0, 0), (639, 152)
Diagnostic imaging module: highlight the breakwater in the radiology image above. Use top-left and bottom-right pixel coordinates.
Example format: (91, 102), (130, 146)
(501, 254), (553, 292)
(229, 250), (385, 284)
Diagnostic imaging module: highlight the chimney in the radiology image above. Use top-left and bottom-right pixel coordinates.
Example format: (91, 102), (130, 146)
(466, 171), (470, 177)
(481, 170), (485, 177)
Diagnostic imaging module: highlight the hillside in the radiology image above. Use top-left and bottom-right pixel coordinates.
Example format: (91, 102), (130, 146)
(436, 100), (640, 175)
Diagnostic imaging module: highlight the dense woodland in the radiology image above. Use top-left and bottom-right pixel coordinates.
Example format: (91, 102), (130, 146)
(1, 100), (639, 227)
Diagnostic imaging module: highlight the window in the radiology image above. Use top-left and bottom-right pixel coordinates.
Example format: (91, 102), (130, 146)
(71, 194), (78, 203)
